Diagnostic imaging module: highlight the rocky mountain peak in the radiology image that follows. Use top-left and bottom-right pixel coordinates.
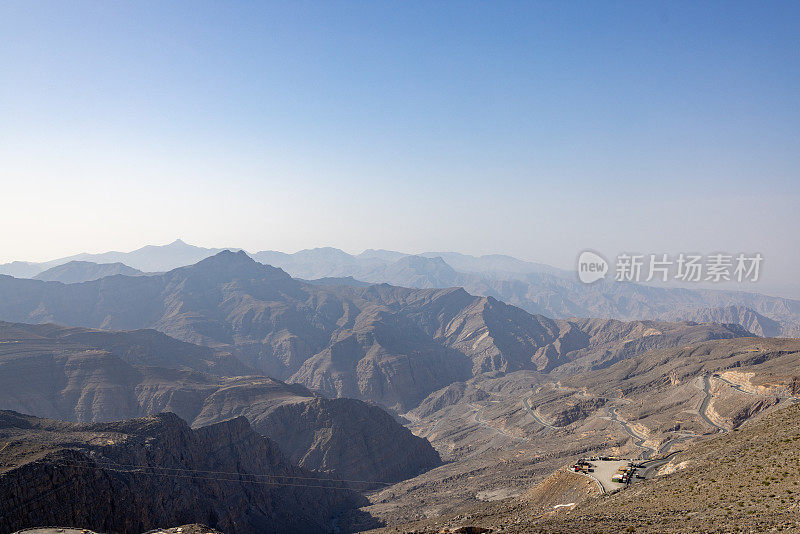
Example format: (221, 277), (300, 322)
(181, 250), (291, 282)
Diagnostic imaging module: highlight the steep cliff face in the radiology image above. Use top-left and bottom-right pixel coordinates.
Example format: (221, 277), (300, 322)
(191, 382), (442, 485)
(241, 397), (441, 486)
(0, 411), (367, 534)
(290, 307), (472, 411)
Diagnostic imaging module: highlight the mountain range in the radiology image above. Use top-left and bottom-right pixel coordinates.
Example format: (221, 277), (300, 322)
(1, 243), (800, 533)
(0, 239), (232, 275)
(2, 239), (797, 337)
(0, 251), (751, 412)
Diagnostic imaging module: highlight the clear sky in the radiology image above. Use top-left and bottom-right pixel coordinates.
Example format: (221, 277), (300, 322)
(1, 1), (798, 294)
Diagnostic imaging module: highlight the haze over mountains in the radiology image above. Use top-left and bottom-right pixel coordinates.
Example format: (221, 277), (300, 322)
(1, 243), (799, 533)
(0, 240), (232, 275)
(2, 239), (798, 337)
(33, 261), (145, 283)
(4, 0), (798, 530)
(0, 250), (756, 411)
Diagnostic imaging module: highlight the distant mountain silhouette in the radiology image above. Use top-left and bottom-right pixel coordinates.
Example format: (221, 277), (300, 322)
(660, 305), (782, 337)
(57, 238), (236, 272)
(419, 251), (568, 276)
(33, 260), (144, 283)
(0, 261), (42, 278)
(0, 239), (234, 276)
(250, 247), (569, 280)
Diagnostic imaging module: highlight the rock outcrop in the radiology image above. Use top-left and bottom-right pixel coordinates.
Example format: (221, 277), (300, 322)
(191, 381), (442, 485)
(0, 411), (367, 534)
(241, 397), (441, 486)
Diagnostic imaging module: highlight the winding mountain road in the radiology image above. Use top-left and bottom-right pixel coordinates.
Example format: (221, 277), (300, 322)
(713, 374), (761, 396)
(638, 450), (682, 478)
(608, 406), (656, 460)
(420, 418), (443, 440)
(522, 396), (556, 431)
(713, 373), (799, 404)
(469, 403), (529, 442)
(697, 374), (728, 433)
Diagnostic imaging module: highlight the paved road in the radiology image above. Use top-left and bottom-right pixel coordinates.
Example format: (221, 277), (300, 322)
(522, 396), (556, 431)
(713, 374), (761, 396)
(656, 430), (697, 455)
(469, 403), (529, 442)
(403, 412), (441, 440)
(420, 417), (443, 439)
(697, 374), (728, 433)
(608, 406), (656, 460)
(602, 370), (789, 458)
(713, 373), (799, 404)
(638, 450), (682, 479)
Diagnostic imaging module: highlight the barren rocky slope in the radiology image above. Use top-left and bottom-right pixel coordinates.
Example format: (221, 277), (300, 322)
(370, 401), (800, 533)
(346, 336), (800, 529)
(0, 411), (367, 534)
(192, 385), (441, 485)
(660, 304), (782, 337)
(0, 322), (440, 484)
(532, 402), (800, 532)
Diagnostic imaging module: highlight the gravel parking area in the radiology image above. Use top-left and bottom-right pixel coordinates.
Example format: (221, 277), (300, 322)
(581, 460), (632, 492)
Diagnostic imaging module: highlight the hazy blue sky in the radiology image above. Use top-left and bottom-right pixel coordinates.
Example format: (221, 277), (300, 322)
(1, 1), (798, 292)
